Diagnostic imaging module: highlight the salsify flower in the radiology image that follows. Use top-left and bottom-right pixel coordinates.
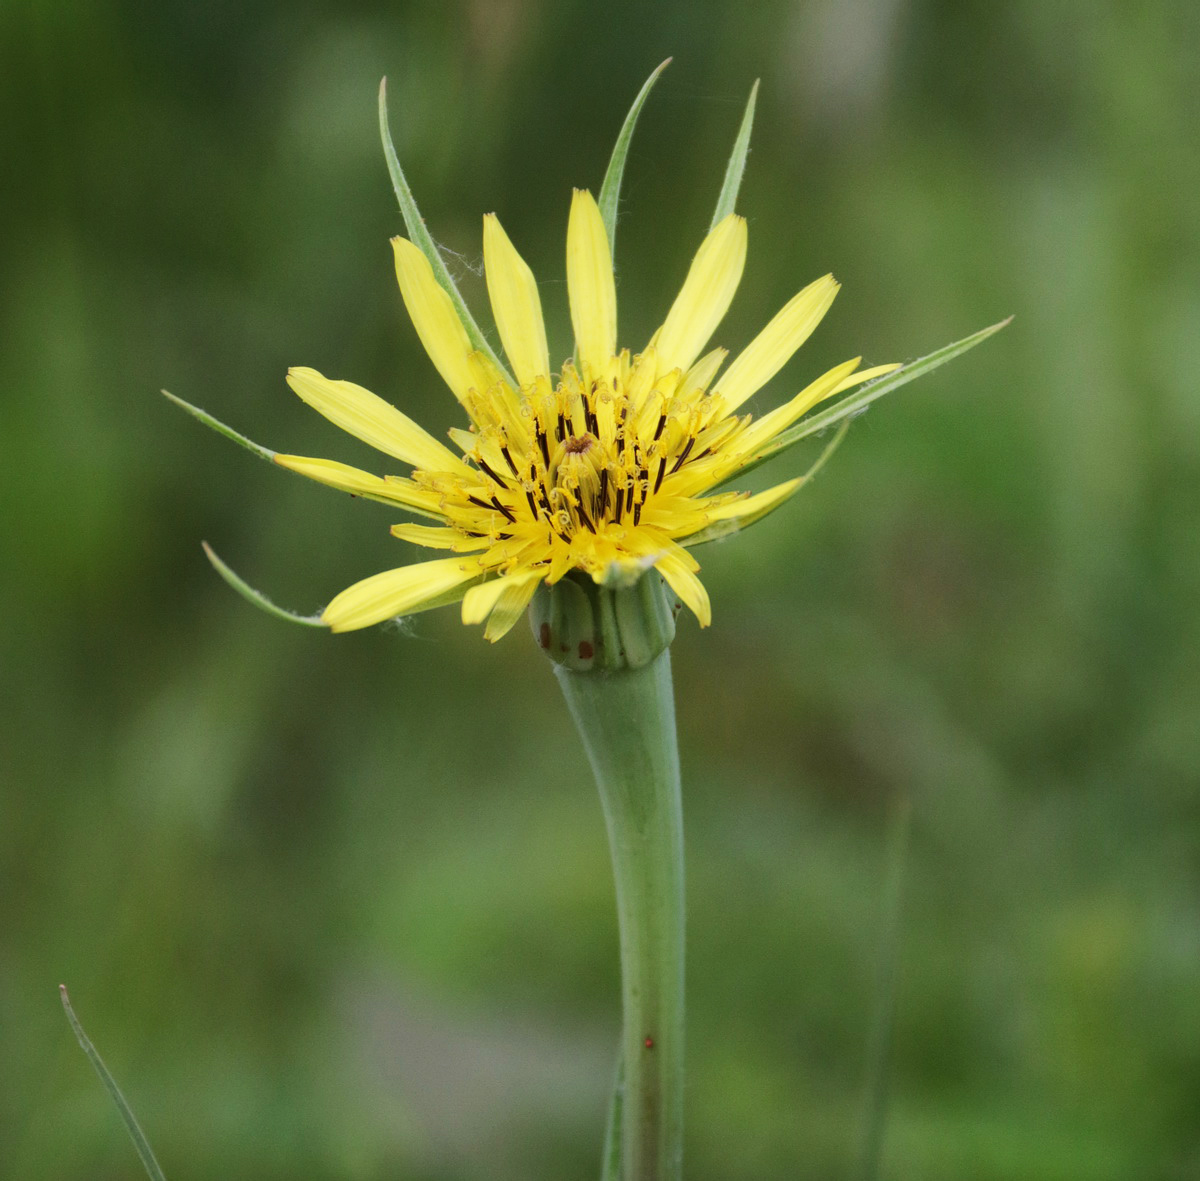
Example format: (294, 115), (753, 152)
(150, 71), (1004, 1181)
(275, 188), (897, 641)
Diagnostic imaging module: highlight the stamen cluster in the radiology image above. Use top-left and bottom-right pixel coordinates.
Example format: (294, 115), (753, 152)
(431, 356), (742, 554)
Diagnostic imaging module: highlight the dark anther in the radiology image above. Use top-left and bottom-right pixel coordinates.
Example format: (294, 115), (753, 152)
(670, 436), (695, 474)
(653, 412), (667, 442)
(557, 412), (569, 442)
(585, 402), (599, 437)
(577, 501), (596, 532)
(501, 442), (519, 476)
(633, 500), (642, 525)
(654, 456), (667, 493)
(525, 488), (540, 516)
(536, 424), (551, 466)
(625, 481), (636, 513)
(490, 496), (516, 523)
(597, 468), (609, 516)
(478, 457), (509, 488)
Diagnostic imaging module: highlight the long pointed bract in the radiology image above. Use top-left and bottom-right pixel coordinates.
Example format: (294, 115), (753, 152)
(202, 543), (326, 627)
(733, 317), (1013, 482)
(597, 58), (672, 253)
(378, 78), (515, 388)
(710, 80), (759, 227)
(161, 390), (275, 462)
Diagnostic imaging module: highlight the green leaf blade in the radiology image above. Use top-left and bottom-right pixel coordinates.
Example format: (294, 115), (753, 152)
(711, 80), (759, 228)
(597, 58), (672, 253)
(378, 78), (515, 388)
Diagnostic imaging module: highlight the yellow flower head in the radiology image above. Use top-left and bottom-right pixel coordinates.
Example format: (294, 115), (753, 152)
(170, 77), (1005, 642)
(274, 183), (896, 641)
(236, 68), (911, 643)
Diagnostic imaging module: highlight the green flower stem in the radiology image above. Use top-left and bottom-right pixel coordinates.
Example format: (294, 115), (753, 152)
(555, 650), (685, 1181)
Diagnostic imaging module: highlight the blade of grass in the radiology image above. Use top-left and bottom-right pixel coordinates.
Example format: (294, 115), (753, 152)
(201, 542), (326, 627)
(378, 79), (515, 389)
(855, 793), (912, 1181)
(60, 986), (168, 1181)
(597, 58), (672, 254)
(710, 80), (759, 227)
(161, 390), (275, 462)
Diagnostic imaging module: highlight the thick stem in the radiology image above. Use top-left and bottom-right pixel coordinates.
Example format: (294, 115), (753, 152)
(556, 651), (684, 1181)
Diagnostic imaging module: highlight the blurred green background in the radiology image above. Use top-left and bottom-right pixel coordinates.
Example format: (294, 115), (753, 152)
(3, 1), (1198, 1178)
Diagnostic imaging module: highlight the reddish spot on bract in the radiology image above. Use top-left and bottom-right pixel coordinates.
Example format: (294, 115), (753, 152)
(644, 1036), (654, 1050)
(578, 640), (594, 660)
(538, 622), (551, 649)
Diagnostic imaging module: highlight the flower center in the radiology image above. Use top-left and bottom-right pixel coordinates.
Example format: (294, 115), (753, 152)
(443, 355), (739, 550)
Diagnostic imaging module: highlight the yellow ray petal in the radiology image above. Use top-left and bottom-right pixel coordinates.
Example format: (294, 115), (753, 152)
(680, 347), (728, 396)
(286, 366), (467, 473)
(483, 214), (550, 389)
(829, 361), (901, 395)
(461, 568), (543, 626)
(392, 236), (479, 406)
(679, 478), (804, 547)
(566, 189), (616, 378)
(485, 571), (544, 642)
(705, 477), (803, 524)
(273, 454), (444, 517)
(655, 551), (712, 627)
(714, 274), (840, 411)
(725, 357), (862, 462)
(390, 522), (487, 550)
(652, 213), (747, 377)
(323, 557), (479, 632)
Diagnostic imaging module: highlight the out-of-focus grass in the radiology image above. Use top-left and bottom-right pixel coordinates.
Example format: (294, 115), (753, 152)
(2, 2), (1198, 1179)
